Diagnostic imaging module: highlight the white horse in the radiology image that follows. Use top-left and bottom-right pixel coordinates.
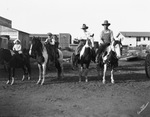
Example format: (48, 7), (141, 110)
(96, 40), (122, 84)
(29, 37), (64, 85)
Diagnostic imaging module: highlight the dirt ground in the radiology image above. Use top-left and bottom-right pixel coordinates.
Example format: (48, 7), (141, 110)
(0, 59), (150, 117)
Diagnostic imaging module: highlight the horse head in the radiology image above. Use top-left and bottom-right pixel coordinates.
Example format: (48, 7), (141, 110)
(111, 39), (122, 59)
(29, 37), (43, 58)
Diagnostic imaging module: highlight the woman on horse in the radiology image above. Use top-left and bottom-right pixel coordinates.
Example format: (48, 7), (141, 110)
(96, 20), (115, 62)
(75, 24), (95, 60)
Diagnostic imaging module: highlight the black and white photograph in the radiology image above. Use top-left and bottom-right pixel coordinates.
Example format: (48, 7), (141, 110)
(0, 0), (150, 117)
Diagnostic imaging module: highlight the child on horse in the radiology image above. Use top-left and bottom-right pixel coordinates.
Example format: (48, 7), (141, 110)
(12, 39), (24, 60)
(75, 24), (95, 62)
(45, 32), (59, 62)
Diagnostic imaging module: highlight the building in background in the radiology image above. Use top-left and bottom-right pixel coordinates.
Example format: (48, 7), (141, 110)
(0, 16), (30, 49)
(0, 25), (30, 49)
(117, 32), (150, 47)
(59, 33), (71, 49)
(0, 16), (12, 28)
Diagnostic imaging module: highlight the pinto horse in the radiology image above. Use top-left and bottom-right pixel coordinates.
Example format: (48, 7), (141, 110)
(29, 37), (63, 85)
(96, 40), (122, 84)
(0, 48), (31, 85)
(71, 39), (96, 82)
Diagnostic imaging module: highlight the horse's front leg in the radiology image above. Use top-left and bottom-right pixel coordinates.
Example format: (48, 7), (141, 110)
(84, 68), (89, 82)
(41, 63), (46, 85)
(10, 68), (15, 85)
(37, 64), (42, 84)
(102, 64), (107, 84)
(79, 66), (83, 82)
(111, 68), (114, 84)
(22, 67), (26, 81)
(6, 67), (11, 84)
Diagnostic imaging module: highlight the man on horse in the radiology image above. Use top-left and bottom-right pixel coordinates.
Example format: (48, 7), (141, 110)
(96, 20), (115, 63)
(45, 32), (59, 62)
(74, 24), (95, 63)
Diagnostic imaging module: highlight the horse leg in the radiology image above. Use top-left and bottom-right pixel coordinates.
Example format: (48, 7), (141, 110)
(26, 62), (31, 80)
(22, 67), (26, 81)
(102, 64), (107, 84)
(10, 68), (15, 85)
(37, 64), (42, 84)
(41, 64), (46, 85)
(110, 69), (114, 84)
(55, 61), (62, 79)
(96, 64), (101, 79)
(60, 61), (64, 78)
(6, 67), (11, 84)
(79, 66), (83, 82)
(84, 68), (89, 82)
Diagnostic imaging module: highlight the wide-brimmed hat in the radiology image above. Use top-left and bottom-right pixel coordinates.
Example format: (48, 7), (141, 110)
(102, 20), (111, 26)
(14, 39), (21, 44)
(81, 24), (88, 29)
(47, 32), (52, 36)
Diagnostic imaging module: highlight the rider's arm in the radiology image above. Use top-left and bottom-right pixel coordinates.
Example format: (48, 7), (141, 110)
(99, 31), (104, 44)
(110, 30), (115, 43)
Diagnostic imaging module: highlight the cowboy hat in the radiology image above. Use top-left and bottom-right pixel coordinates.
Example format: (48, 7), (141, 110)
(13, 39), (21, 44)
(81, 24), (88, 29)
(47, 32), (52, 36)
(102, 20), (111, 26)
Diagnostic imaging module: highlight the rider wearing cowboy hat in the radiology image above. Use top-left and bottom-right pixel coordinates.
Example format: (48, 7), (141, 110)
(75, 24), (94, 56)
(96, 20), (115, 63)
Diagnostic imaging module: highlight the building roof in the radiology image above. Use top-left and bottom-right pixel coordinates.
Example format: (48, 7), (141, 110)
(117, 31), (150, 37)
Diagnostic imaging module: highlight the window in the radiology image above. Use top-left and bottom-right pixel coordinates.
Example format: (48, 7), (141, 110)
(143, 37), (145, 41)
(136, 37), (141, 41)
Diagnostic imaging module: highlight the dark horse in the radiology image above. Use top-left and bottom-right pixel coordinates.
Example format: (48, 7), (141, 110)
(96, 40), (122, 84)
(29, 37), (63, 85)
(71, 39), (96, 82)
(0, 48), (31, 85)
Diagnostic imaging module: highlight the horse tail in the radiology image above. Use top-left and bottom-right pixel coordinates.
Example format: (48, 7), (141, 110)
(58, 49), (63, 61)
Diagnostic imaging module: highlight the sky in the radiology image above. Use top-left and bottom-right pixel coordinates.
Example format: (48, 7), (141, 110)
(0, 0), (150, 42)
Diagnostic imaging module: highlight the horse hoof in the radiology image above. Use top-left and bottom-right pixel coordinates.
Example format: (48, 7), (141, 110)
(85, 79), (88, 82)
(111, 81), (115, 84)
(28, 77), (31, 80)
(10, 81), (14, 85)
(102, 80), (106, 84)
(6, 80), (10, 84)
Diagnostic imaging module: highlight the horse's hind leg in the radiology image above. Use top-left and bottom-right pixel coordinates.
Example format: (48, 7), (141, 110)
(22, 67), (26, 81)
(26, 63), (31, 80)
(10, 68), (15, 85)
(6, 67), (11, 84)
(102, 64), (107, 84)
(84, 68), (89, 82)
(110, 69), (114, 84)
(55, 61), (62, 79)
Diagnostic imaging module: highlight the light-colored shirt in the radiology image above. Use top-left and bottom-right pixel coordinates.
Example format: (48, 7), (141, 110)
(45, 37), (55, 45)
(13, 44), (22, 53)
(79, 31), (94, 47)
(100, 29), (114, 44)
